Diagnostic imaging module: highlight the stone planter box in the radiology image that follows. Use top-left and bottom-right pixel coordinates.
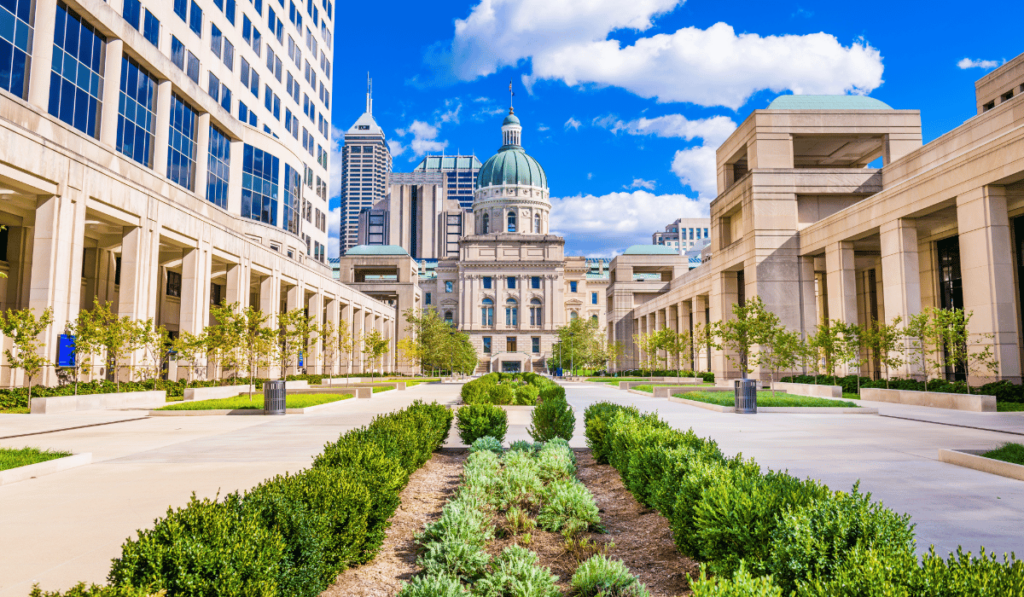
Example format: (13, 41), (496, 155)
(772, 382), (842, 399)
(938, 449), (1024, 481)
(653, 386), (736, 398)
(666, 395), (875, 415)
(30, 391), (167, 414)
(149, 399), (357, 416)
(860, 388), (996, 412)
(285, 380), (309, 390)
(183, 385), (253, 401)
(0, 453), (92, 485)
(620, 380), (704, 390)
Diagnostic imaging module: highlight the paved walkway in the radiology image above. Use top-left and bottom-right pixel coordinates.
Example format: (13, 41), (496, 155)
(564, 381), (1024, 559)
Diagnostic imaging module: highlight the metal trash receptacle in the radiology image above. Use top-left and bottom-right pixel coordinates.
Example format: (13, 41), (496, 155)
(735, 378), (757, 414)
(263, 380), (286, 415)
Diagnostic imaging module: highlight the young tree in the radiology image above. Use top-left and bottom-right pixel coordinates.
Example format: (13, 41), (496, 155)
(135, 319), (170, 382)
(404, 307), (450, 376)
(796, 334), (820, 382)
(320, 319), (340, 379)
(172, 331), (207, 386)
(864, 317), (905, 389)
(234, 305), (276, 401)
(905, 310), (933, 390)
(362, 328), (390, 383)
(80, 301), (141, 392)
(692, 321), (719, 373)
(291, 312), (320, 375)
(837, 322), (866, 393)
(338, 319), (353, 373)
(64, 311), (102, 395)
(396, 335), (421, 374)
(276, 308), (305, 378)
(718, 296), (777, 380)
(0, 307), (54, 409)
(758, 328), (800, 399)
(606, 340), (626, 376)
(809, 320), (843, 380)
(943, 309), (1000, 392)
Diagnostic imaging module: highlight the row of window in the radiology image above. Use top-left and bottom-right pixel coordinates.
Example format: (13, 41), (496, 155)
(482, 337), (542, 355)
(469, 276), (591, 298)
(480, 211), (541, 234)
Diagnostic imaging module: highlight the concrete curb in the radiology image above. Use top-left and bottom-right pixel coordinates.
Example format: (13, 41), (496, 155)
(147, 396), (356, 416)
(665, 395), (876, 415)
(0, 453), (92, 485)
(938, 449), (1024, 482)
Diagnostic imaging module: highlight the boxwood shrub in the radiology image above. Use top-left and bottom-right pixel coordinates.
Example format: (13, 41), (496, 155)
(457, 404), (509, 444)
(460, 372), (562, 406)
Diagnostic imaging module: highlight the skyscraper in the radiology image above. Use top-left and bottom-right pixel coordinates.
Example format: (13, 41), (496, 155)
(339, 85), (392, 255)
(411, 155), (482, 210)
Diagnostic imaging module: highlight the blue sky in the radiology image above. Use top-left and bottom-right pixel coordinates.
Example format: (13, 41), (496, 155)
(329, 0), (1024, 258)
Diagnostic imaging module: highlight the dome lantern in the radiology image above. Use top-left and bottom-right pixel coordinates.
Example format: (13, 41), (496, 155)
(502, 108), (522, 147)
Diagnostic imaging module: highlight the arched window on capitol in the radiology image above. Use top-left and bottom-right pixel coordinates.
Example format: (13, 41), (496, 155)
(534, 213), (540, 233)
(444, 311), (454, 325)
(481, 298), (494, 326)
(482, 213), (489, 233)
(507, 210), (517, 232)
(505, 298), (518, 326)
(529, 298), (542, 326)
(570, 311), (578, 321)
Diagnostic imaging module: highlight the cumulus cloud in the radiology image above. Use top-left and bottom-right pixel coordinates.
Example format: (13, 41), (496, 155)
(402, 121), (449, 157)
(387, 140), (407, 157)
(600, 113), (737, 146)
(432, 0), (884, 109)
(538, 124), (550, 131)
(329, 126), (344, 199)
(958, 58), (1002, 70)
(670, 145), (719, 198)
(327, 205), (341, 258)
(626, 178), (656, 190)
(565, 117), (582, 130)
(550, 190), (708, 253)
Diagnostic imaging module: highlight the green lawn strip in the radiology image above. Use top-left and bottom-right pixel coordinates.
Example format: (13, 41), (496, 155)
(0, 406), (30, 414)
(997, 402), (1024, 412)
(673, 390), (858, 408)
(372, 385), (396, 393)
(982, 443), (1024, 466)
(632, 383), (714, 393)
(405, 379), (440, 388)
(842, 392), (861, 400)
(157, 393), (353, 411)
(586, 377), (649, 383)
(0, 447), (73, 471)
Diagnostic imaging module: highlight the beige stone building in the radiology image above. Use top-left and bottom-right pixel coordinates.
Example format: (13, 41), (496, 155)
(0, 0), (395, 386)
(627, 55), (1024, 384)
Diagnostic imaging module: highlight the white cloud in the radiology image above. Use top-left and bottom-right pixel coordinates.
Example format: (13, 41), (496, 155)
(474, 96), (492, 102)
(402, 120), (449, 157)
(958, 58), (1002, 70)
(550, 190), (708, 253)
(587, 172), (593, 180)
(670, 145), (718, 198)
(601, 113), (737, 146)
(387, 140), (407, 157)
(329, 126), (344, 199)
(565, 117), (582, 130)
(435, 0), (884, 109)
(438, 99), (462, 124)
(538, 124), (550, 131)
(625, 178), (656, 190)
(328, 206), (341, 258)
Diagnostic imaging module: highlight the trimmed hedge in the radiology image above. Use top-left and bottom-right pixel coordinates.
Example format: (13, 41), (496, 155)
(779, 375), (1024, 404)
(616, 369), (715, 383)
(35, 401), (452, 597)
(460, 373), (562, 406)
(457, 404), (509, 444)
(584, 402), (1024, 595)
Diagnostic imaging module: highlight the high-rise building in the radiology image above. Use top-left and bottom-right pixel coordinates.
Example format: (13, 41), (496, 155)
(652, 218), (711, 253)
(411, 155), (482, 210)
(339, 87), (391, 255)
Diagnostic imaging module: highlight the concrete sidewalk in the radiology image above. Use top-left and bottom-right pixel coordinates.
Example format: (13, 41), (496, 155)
(0, 385), (458, 597)
(563, 381), (1024, 559)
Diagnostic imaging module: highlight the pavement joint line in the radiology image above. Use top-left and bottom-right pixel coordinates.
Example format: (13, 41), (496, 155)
(0, 416), (150, 440)
(878, 414), (1024, 438)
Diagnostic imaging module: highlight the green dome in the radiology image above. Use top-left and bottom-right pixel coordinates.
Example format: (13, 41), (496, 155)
(503, 112), (521, 126)
(476, 147), (547, 190)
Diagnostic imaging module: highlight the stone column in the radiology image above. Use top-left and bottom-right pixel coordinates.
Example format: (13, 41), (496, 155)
(693, 295), (708, 372)
(118, 224), (159, 322)
(326, 297), (340, 377)
(340, 301), (352, 374)
(880, 218), (922, 378)
(307, 292), (323, 374)
(27, 0), (57, 109)
(194, 113), (211, 198)
(285, 284), (304, 375)
(99, 40), (125, 147)
(825, 241), (858, 326)
(677, 301), (691, 370)
(711, 271), (740, 379)
(352, 306), (363, 373)
(799, 255), (818, 337)
(227, 139), (244, 215)
(258, 273), (280, 377)
(957, 186), (1021, 383)
(152, 80), (173, 173)
(178, 246), (210, 337)
(364, 309), (374, 373)
(225, 262), (250, 308)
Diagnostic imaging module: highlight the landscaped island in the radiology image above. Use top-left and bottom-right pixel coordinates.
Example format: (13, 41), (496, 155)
(157, 393), (355, 411)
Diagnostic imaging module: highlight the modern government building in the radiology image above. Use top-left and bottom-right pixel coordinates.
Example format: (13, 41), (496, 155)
(2, 0), (1024, 385)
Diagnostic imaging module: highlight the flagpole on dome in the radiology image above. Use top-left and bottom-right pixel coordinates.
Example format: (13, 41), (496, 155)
(509, 79), (514, 114)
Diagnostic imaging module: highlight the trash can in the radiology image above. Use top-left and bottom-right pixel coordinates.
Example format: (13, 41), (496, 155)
(263, 380), (286, 415)
(734, 378), (757, 414)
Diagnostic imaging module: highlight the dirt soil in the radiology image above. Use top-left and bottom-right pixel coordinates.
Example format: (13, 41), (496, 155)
(322, 450), (468, 597)
(323, 449), (697, 597)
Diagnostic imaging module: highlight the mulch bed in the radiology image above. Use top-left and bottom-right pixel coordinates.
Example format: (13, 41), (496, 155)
(323, 448), (697, 596)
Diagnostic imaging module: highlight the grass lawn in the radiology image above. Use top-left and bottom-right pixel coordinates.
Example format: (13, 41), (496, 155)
(982, 443), (1024, 466)
(372, 385), (396, 393)
(0, 447), (73, 471)
(405, 379), (440, 388)
(997, 402), (1024, 412)
(673, 390), (859, 408)
(0, 406), (30, 414)
(842, 392), (861, 400)
(633, 384), (714, 393)
(158, 393), (353, 411)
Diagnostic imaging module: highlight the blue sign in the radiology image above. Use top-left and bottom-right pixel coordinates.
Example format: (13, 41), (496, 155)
(298, 352), (304, 367)
(58, 334), (76, 367)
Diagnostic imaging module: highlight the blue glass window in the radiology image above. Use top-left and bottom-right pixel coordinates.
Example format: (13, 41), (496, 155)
(241, 144), (279, 225)
(186, 50), (199, 83)
(167, 93), (197, 190)
(0, 0), (32, 99)
(425, 293), (431, 306)
(592, 292), (598, 305)
(143, 10), (160, 46)
(116, 57), (156, 167)
(482, 276), (492, 289)
(445, 281), (453, 293)
(507, 277), (515, 289)
(173, 0), (188, 21)
(189, 1), (202, 35)
(122, 0), (141, 29)
(483, 337), (491, 354)
(531, 276), (540, 289)
(171, 36), (185, 69)
(49, 3), (104, 138)
(225, 0), (235, 23)
(570, 281), (578, 293)
(220, 85), (231, 111)
(282, 164), (300, 234)
(206, 126), (230, 209)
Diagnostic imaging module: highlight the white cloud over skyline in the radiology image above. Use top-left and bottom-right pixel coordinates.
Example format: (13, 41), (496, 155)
(957, 58), (1002, 70)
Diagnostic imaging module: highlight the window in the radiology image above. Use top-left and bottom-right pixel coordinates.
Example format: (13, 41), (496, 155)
(269, 7), (283, 42)
(189, 0), (202, 35)
(241, 144), (279, 225)
(166, 271), (182, 297)
(210, 282), (222, 306)
(507, 210), (516, 232)
(591, 315), (599, 322)
(50, 3), (104, 138)
(267, 48), (282, 81)
(570, 311), (578, 320)
(0, 0), (30, 99)
(208, 72), (220, 101)
(506, 337), (517, 352)
(531, 276), (540, 289)
(483, 337), (492, 354)
(534, 213), (540, 233)
(206, 126), (230, 209)
(116, 57), (156, 167)
(482, 276), (492, 290)
(532, 337), (540, 354)
(505, 299), (518, 326)
(282, 164), (300, 234)
(171, 36), (185, 69)
(445, 281), (453, 293)
(570, 281), (578, 293)
(481, 298), (494, 326)
(264, 86), (280, 119)
(122, 0), (141, 29)
(186, 50), (199, 83)
(529, 298), (542, 326)
(220, 85), (231, 111)
(507, 277), (516, 289)
(173, 0), (188, 21)
(425, 292), (431, 306)
(143, 10), (160, 46)
(239, 101), (257, 126)
(167, 94), (198, 190)
(444, 311), (453, 325)
(591, 292), (598, 305)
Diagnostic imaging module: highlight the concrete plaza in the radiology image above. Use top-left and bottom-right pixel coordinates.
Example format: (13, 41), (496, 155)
(1, 381), (1023, 595)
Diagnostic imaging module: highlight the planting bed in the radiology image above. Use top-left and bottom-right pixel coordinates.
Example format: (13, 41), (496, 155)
(157, 393), (354, 410)
(673, 390), (858, 408)
(0, 447), (72, 471)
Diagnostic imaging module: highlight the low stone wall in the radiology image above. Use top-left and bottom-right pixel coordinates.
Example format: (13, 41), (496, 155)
(618, 380), (704, 390)
(860, 388), (996, 412)
(0, 453), (92, 485)
(30, 391), (167, 414)
(653, 386), (734, 398)
(285, 380), (309, 390)
(184, 385), (253, 401)
(772, 382), (842, 399)
(938, 449), (1024, 481)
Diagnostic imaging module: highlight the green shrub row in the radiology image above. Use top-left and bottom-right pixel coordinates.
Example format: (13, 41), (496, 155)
(583, 402), (1024, 595)
(614, 369), (716, 382)
(460, 372), (563, 406)
(779, 375), (1024, 403)
(34, 401), (452, 597)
